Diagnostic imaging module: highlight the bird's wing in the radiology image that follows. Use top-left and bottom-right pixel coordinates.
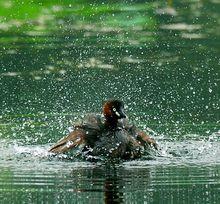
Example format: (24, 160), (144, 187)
(49, 129), (86, 153)
(136, 130), (158, 150)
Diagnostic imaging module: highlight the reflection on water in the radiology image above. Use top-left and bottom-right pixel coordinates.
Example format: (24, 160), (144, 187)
(0, 148), (220, 204)
(0, 0), (219, 203)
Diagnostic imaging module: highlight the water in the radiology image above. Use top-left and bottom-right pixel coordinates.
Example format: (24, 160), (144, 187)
(0, 0), (219, 203)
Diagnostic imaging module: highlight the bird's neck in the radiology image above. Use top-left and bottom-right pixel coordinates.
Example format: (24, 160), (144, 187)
(104, 117), (118, 129)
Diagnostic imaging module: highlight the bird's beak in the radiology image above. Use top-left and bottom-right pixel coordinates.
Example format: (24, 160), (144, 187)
(118, 109), (126, 119)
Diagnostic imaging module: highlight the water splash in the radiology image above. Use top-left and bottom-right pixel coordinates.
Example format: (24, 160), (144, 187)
(0, 129), (219, 173)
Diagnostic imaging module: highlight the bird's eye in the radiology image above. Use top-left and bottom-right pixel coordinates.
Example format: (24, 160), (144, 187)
(112, 107), (120, 117)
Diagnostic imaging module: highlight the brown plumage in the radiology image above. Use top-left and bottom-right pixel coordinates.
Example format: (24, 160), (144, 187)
(49, 99), (157, 160)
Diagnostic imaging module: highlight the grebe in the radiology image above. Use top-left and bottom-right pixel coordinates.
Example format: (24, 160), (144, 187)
(49, 99), (157, 160)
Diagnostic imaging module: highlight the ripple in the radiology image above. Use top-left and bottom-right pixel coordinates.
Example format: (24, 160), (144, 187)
(160, 23), (201, 31)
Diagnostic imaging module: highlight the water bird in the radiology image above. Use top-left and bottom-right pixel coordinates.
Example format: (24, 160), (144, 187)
(49, 99), (157, 160)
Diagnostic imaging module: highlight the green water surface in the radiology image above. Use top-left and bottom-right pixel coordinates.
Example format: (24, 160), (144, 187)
(0, 0), (219, 203)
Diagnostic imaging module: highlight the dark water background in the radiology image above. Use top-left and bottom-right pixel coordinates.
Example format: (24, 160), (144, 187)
(0, 0), (219, 203)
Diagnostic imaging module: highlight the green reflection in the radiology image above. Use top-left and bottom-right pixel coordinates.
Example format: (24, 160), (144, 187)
(0, 165), (220, 203)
